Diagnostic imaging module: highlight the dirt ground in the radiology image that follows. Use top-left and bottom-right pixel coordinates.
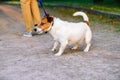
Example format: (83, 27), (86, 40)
(0, 4), (120, 80)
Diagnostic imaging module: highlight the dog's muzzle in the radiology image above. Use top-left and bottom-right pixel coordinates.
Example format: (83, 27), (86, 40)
(34, 27), (44, 34)
(34, 28), (37, 32)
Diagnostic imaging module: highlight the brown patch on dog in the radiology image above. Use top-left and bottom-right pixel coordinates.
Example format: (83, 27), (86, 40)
(84, 21), (89, 25)
(38, 16), (53, 31)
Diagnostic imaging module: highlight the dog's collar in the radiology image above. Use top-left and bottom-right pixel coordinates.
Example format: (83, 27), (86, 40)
(49, 21), (54, 31)
(51, 21), (54, 26)
(84, 21), (89, 25)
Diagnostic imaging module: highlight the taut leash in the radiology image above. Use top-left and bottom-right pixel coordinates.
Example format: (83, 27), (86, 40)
(37, 0), (49, 16)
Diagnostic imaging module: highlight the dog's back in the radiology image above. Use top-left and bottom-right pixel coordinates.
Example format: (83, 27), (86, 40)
(52, 11), (91, 43)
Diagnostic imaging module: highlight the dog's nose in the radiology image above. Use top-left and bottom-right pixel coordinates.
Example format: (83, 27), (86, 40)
(45, 31), (48, 34)
(34, 28), (37, 32)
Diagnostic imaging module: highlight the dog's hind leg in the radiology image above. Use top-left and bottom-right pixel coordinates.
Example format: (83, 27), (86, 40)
(72, 43), (79, 50)
(72, 38), (84, 50)
(84, 42), (91, 52)
(84, 29), (92, 52)
(55, 40), (68, 56)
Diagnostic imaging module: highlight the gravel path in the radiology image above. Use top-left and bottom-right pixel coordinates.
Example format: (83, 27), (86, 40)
(0, 4), (120, 80)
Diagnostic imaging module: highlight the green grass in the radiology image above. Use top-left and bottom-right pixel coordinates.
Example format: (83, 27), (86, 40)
(78, 4), (120, 13)
(44, 2), (120, 14)
(1, 1), (120, 31)
(2, 0), (120, 13)
(46, 6), (120, 32)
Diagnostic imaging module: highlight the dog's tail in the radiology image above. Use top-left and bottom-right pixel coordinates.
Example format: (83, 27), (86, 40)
(73, 11), (89, 25)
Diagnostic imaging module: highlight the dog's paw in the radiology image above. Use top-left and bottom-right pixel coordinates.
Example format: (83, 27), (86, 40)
(51, 48), (56, 52)
(84, 49), (89, 52)
(51, 48), (54, 52)
(55, 53), (62, 56)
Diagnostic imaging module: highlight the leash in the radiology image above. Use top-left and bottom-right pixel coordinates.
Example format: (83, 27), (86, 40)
(37, 0), (49, 16)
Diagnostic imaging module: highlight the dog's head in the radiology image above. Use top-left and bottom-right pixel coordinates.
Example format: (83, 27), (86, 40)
(34, 15), (54, 34)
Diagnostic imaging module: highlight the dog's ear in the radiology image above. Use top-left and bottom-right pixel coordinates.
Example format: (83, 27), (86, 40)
(47, 16), (53, 23)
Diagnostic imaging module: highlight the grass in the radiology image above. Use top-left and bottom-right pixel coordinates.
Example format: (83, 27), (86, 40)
(78, 4), (120, 14)
(44, 2), (120, 14)
(45, 6), (120, 32)
(2, 0), (120, 13)
(1, 1), (120, 32)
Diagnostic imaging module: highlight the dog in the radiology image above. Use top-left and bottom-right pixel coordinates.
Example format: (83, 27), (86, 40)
(34, 11), (92, 56)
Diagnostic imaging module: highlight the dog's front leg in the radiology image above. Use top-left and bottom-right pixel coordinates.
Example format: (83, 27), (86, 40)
(51, 41), (59, 51)
(55, 40), (68, 56)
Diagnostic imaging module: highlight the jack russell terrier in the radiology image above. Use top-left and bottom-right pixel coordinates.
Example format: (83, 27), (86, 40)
(34, 11), (92, 56)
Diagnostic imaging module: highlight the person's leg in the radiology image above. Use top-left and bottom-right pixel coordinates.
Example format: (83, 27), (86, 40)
(31, 0), (41, 26)
(20, 0), (33, 32)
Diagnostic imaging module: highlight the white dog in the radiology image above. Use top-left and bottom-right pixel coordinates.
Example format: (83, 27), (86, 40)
(34, 11), (92, 56)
